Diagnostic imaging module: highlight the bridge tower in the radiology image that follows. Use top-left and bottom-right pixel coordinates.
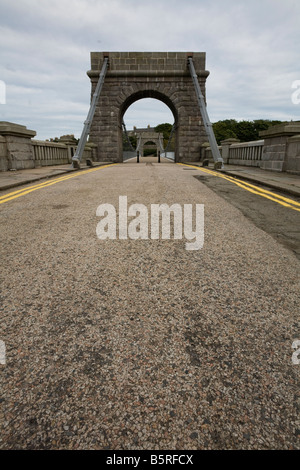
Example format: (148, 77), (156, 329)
(87, 52), (210, 163)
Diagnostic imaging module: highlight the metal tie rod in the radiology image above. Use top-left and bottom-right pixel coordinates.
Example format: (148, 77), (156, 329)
(122, 119), (135, 152)
(164, 123), (176, 154)
(188, 57), (224, 168)
(72, 57), (109, 168)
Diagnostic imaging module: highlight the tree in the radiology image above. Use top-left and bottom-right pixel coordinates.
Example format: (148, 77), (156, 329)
(212, 120), (238, 144)
(253, 119), (282, 136)
(122, 133), (136, 150)
(212, 119), (285, 144)
(154, 123), (173, 147)
(235, 120), (258, 142)
(154, 123), (172, 140)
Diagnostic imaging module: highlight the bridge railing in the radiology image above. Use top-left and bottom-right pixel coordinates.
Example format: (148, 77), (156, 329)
(0, 121), (96, 171)
(160, 151), (175, 161)
(123, 150), (137, 161)
(32, 140), (69, 166)
(203, 139), (264, 167)
(226, 140), (264, 166)
(32, 140), (94, 167)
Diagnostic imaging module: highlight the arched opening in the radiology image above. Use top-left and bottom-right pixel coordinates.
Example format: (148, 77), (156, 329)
(119, 90), (178, 162)
(143, 141), (157, 157)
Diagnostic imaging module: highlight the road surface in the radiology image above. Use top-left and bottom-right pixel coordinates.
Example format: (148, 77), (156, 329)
(0, 161), (299, 450)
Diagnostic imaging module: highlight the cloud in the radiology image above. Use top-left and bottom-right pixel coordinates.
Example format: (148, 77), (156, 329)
(124, 99), (175, 131)
(0, 0), (299, 140)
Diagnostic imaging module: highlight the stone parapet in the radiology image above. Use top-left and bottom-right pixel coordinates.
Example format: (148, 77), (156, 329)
(259, 122), (300, 139)
(32, 140), (69, 166)
(0, 122), (36, 170)
(0, 121), (93, 171)
(286, 134), (300, 174)
(0, 121), (36, 139)
(220, 138), (240, 164)
(89, 52), (207, 76)
(0, 135), (7, 171)
(259, 122), (300, 172)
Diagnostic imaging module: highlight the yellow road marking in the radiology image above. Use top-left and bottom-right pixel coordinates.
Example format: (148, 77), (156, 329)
(198, 167), (300, 207)
(0, 164), (118, 205)
(178, 163), (300, 212)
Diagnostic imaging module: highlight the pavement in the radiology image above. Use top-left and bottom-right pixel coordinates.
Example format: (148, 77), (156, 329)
(1, 160), (299, 198)
(0, 162), (108, 191)
(1, 160), (299, 450)
(184, 163), (300, 198)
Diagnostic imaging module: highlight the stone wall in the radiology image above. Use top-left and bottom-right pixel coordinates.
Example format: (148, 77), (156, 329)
(222, 139), (264, 167)
(0, 135), (7, 171)
(0, 122), (93, 171)
(88, 52), (209, 163)
(123, 151), (136, 161)
(259, 122), (300, 172)
(0, 122), (36, 170)
(286, 134), (300, 174)
(2, 119), (299, 174)
(32, 140), (69, 166)
(90, 51), (206, 75)
(136, 130), (163, 157)
(200, 124), (300, 174)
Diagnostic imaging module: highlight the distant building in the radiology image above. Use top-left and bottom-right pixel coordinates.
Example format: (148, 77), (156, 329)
(128, 125), (155, 137)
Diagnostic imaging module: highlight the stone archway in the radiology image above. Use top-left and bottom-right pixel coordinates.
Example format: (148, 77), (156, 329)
(136, 130), (163, 157)
(88, 52), (209, 163)
(120, 90), (177, 160)
(142, 142), (157, 157)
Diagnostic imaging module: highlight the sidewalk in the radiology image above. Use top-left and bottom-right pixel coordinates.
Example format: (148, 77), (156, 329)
(186, 162), (300, 198)
(1, 161), (299, 198)
(0, 162), (108, 191)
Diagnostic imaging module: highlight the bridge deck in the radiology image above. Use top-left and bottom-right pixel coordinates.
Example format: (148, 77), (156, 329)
(0, 161), (299, 450)
(124, 155), (174, 164)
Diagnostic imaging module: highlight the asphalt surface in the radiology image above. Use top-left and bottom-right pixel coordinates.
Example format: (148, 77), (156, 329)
(192, 172), (300, 260)
(0, 161), (299, 450)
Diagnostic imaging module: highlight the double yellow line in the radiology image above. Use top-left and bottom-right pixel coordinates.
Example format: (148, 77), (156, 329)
(0, 164), (117, 205)
(178, 163), (300, 213)
(1, 162), (300, 213)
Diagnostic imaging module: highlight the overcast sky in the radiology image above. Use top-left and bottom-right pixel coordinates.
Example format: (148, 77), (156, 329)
(0, 0), (299, 140)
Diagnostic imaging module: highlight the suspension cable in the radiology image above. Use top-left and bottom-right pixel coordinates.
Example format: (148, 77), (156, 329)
(72, 57), (109, 168)
(188, 57), (223, 167)
(122, 120), (135, 151)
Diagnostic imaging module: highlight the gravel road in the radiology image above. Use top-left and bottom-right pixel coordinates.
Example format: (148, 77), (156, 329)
(0, 161), (299, 449)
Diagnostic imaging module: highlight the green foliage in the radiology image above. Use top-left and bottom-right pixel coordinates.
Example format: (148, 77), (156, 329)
(129, 135), (137, 148)
(122, 133), (137, 150)
(212, 119), (284, 144)
(211, 120), (238, 143)
(49, 134), (79, 143)
(144, 141), (156, 146)
(123, 123), (174, 151)
(154, 123), (172, 140)
(154, 123), (174, 149)
(143, 148), (156, 156)
(143, 141), (157, 157)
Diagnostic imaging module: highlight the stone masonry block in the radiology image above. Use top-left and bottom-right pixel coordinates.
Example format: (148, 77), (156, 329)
(88, 52), (208, 162)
